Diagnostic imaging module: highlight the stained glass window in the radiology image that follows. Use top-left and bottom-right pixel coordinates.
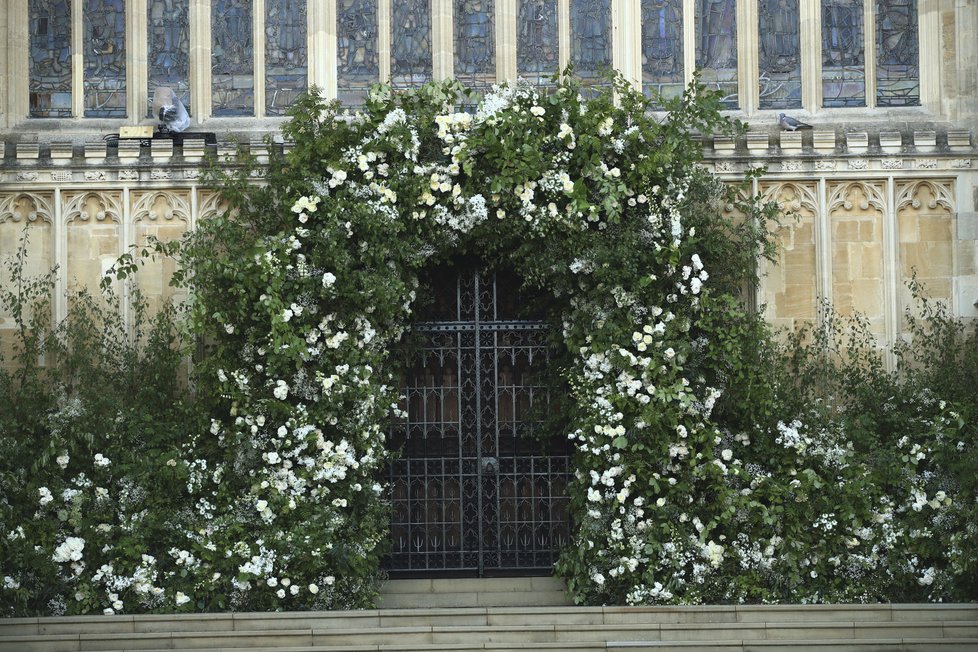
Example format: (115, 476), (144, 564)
(758, 0), (801, 109)
(148, 0), (190, 117)
(517, 0), (558, 85)
(570, 0), (611, 82)
(642, 0), (684, 103)
(876, 0), (919, 106)
(821, 0), (865, 107)
(337, 0), (379, 106)
(212, 0), (254, 116)
(391, 0), (432, 88)
(83, 0), (127, 117)
(454, 0), (496, 91)
(29, 0), (72, 117)
(695, 0), (738, 108)
(266, 0), (307, 116)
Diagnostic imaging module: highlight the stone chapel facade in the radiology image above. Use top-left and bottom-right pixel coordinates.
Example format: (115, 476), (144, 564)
(0, 0), (976, 364)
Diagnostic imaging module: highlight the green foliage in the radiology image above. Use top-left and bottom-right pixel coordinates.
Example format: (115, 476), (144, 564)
(2, 72), (976, 615)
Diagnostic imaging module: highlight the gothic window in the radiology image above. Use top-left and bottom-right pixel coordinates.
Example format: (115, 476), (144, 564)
(876, 0), (919, 106)
(758, 0), (801, 110)
(695, 0), (738, 108)
(391, 0), (433, 88)
(83, 0), (127, 117)
(454, 0), (496, 92)
(641, 0), (684, 103)
(570, 0), (612, 82)
(265, 0), (308, 116)
(821, 0), (866, 107)
(29, 0), (72, 117)
(336, 0), (379, 106)
(148, 0), (190, 117)
(517, 0), (558, 85)
(211, 0), (254, 116)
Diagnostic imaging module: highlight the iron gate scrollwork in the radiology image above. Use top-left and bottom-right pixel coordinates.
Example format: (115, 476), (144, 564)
(385, 265), (571, 575)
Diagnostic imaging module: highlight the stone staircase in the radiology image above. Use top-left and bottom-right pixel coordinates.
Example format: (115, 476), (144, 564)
(2, 578), (977, 651)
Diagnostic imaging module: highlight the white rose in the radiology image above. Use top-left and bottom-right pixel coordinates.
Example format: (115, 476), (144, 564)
(322, 272), (337, 288)
(308, 583), (319, 594)
(175, 592), (191, 606)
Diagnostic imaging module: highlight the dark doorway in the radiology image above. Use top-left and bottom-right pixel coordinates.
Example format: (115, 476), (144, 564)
(384, 263), (571, 576)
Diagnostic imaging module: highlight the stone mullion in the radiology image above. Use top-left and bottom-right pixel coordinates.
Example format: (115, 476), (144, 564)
(5, 2), (29, 127)
(254, 0), (266, 117)
(318, 0), (337, 99)
(682, 0), (694, 87)
(121, 186), (133, 330)
(800, 0), (821, 112)
(433, 0), (453, 81)
(557, 0), (569, 72)
(497, 0), (517, 83)
(129, 0), (148, 121)
(613, 0), (641, 91)
(54, 187), (67, 326)
(815, 176), (832, 316)
(72, 0), (84, 118)
(882, 175), (898, 366)
(863, 0), (876, 108)
(736, 0), (756, 113)
(918, 0), (941, 113)
(190, 0), (212, 122)
(378, 0), (391, 83)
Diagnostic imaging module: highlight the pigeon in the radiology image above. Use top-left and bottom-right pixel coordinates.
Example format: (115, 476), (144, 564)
(778, 113), (813, 131)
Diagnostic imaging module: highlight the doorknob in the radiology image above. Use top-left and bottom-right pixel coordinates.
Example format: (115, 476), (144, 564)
(481, 456), (499, 475)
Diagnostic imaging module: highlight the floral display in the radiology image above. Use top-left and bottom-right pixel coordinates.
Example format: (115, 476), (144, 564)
(1, 75), (975, 616)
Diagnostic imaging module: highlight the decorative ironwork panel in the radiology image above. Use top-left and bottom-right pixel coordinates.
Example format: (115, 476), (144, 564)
(821, 0), (865, 107)
(386, 266), (570, 575)
(148, 0), (191, 118)
(29, 0), (73, 117)
(83, 0), (127, 117)
(212, 0), (254, 116)
(265, 0), (308, 115)
(337, 0), (379, 106)
(695, 0), (738, 108)
(758, 0), (801, 110)
(391, 0), (433, 88)
(454, 0), (496, 92)
(642, 0), (684, 104)
(517, 0), (558, 85)
(876, 0), (918, 106)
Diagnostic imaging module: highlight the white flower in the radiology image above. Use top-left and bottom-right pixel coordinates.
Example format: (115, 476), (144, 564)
(255, 499), (269, 512)
(322, 272), (337, 288)
(276, 588), (286, 599)
(52, 537), (86, 563)
(664, 348), (676, 359)
(263, 452), (281, 465)
(308, 583), (319, 594)
(273, 380), (289, 400)
(56, 453), (70, 469)
(530, 105), (545, 117)
(38, 486), (53, 505)
(94, 453), (111, 467)
(721, 449), (733, 461)
(3, 576), (20, 589)
(175, 591), (191, 606)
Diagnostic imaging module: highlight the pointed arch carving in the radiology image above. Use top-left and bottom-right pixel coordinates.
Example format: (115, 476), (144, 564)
(827, 181), (885, 216)
(197, 191), (235, 223)
(761, 182), (818, 216)
(132, 191), (191, 224)
(63, 191), (123, 224)
(0, 192), (54, 224)
(895, 179), (955, 214)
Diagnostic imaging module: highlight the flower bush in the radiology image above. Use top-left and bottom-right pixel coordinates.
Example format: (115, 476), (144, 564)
(2, 74), (976, 615)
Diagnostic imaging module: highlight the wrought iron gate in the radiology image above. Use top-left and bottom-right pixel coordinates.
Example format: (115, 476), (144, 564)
(385, 265), (571, 576)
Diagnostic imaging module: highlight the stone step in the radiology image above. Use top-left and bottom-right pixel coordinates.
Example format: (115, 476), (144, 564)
(2, 621), (977, 651)
(5, 603), (977, 638)
(375, 578), (572, 609)
(608, 640), (978, 652)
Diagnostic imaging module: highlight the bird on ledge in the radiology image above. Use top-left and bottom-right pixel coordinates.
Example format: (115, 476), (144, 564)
(778, 112), (813, 131)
